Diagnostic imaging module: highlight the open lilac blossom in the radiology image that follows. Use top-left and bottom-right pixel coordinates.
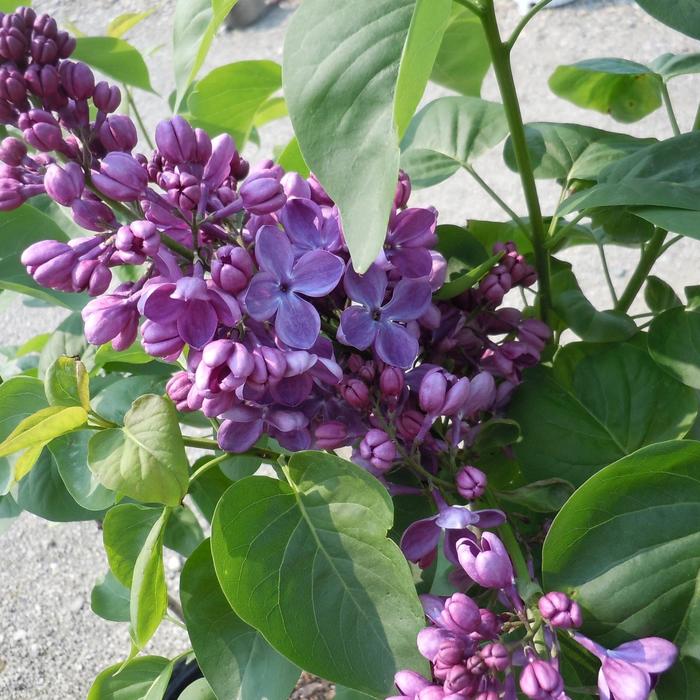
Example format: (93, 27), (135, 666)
(383, 207), (437, 278)
(339, 264), (431, 368)
(573, 633), (677, 700)
(279, 196), (342, 255)
(245, 225), (344, 349)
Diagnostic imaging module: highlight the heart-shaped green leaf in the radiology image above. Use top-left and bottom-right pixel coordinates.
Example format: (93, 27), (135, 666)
(649, 307), (700, 389)
(73, 37), (154, 92)
(636, 1), (700, 41)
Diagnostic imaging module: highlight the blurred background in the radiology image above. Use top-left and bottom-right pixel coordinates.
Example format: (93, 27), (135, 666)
(0, 0), (698, 697)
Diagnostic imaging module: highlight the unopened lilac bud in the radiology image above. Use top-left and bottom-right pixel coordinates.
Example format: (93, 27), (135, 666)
(462, 371), (496, 417)
(98, 114), (137, 152)
(82, 289), (139, 349)
(518, 318), (551, 352)
(380, 366), (404, 401)
(457, 533), (513, 590)
(55, 30), (75, 59)
(359, 428), (396, 472)
(161, 170), (200, 210)
(419, 368), (447, 414)
(455, 466), (487, 501)
(44, 162), (83, 206)
(394, 169), (411, 208)
(417, 686), (445, 700)
(72, 258), (111, 296)
(141, 320), (184, 361)
(538, 592), (582, 629)
(0, 66), (26, 104)
(59, 60), (94, 100)
(436, 636), (467, 667)
(240, 176), (286, 215)
(281, 172), (311, 199)
(0, 25), (27, 62)
(0, 136), (26, 165)
(0, 178), (25, 210)
(395, 670), (430, 697)
(481, 643), (509, 671)
(440, 593), (480, 635)
(211, 244), (253, 294)
(30, 34), (58, 64)
(192, 128), (212, 165)
(308, 172), (333, 206)
(93, 81), (121, 112)
(396, 409), (423, 441)
(202, 133), (236, 188)
(519, 659), (564, 700)
(33, 13), (57, 38)
(71, 196), (115, 232)
(314, 421), (348, 450)
(444, 665), (477, 696)
(21, 109), (64, 151)
(115, 220), (160, 259)
(230, 150), (249, 181)
(92, 152), (147, 201)
(155, 115), (196, 164)
(166, 371), (195, 412)
(417, 626), (447, 661)
(341, 378), (369, 409)
(476, 609), (501, 640)
(21, 239), (76, 289)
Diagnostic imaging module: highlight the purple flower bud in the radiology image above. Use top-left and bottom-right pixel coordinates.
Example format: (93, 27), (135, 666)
(340, 378), (369, 409)
(417, 686), (445, 700)
(0, 136), (26, 165)
(141, 319), (185, 361)
(21, 238), (76, 289)
(481, 643), (510, 671)
(30, 34), (58, 64)
(476, 609), (502, 640)
(359, 428), (396, 472)
(211, 244), (254, 294)
(92, 152), (147, 201)
(43, 161), (83, 206)
(115, 220), (160, 259)
(538, 592), (582, 629)
(380, 366), (405, 401)
(230, 150), (249, 181)
(21, 108), (64, 151)
(161, 170), (200, 210)
(457, 532), (514, 590)
(71, 196), (116, 232)
(394, 169), (411, 208)
(71, 258), (111, 296)
(55, 30), (75, 59)
(395, 670), (431, 697)
(98, 114), (137, 152)
(93, 81), (121, 112)
(0, 178), (26, 210)
(83, 288), (139, 349)
(419, 368), (447, 414)
(314, 421), (348, 450)
(0, 25), (27, 62)
(518, 318), (551, 352)
(308, 172), (333, 206)
(436, 636), (467, 667)
(0, 66), (26, 104)
(155, 115), (196, 164)
(240, 176), (286, 215)
(33, 13), (58, 38)
(202, 133), (235, 188)
(281, 172), (311, 199)
(455, 466), (487, 501)
(59, 60), (94, 100)
(444, 665), (477, 696)
(440, 593), (480, 636)
(167, 371), (195, 412)
(396, 409), (424, 441)
(462, 371), (496, 417)
(519, 659), (564, 700)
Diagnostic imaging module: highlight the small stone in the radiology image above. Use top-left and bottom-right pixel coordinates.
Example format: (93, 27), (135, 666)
(69, 596), (84, 613)
(166, 555), (182, 572)
(29, 643), (41, 658)
(12, 629), (27, 642)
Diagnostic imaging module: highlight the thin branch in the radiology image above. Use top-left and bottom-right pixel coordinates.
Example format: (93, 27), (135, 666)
(660, 82), (682, 137)
(125, 86), (155, 150)
(507, 0), (555, 50)
(596, 242), (618, 305)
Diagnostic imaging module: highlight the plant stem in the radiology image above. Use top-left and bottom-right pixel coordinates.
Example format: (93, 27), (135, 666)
(480, 1), (552, 323)
(693, 101), (700, 131)
(125, 86), (155, 150)
(167, 593), (184, 622)
(454, 0), (483, 15)
(188, 452), (231, 484)
(615, 228), (667, 313)
(464, 165), (529, 235)
(596, 242), (618, 305)
(660, 82), (682, 137)
(507, 0), (555, 49)
(182, 435), (279, 461)
(546, 211), (587, 250)
(660, 234), (683, 254)
(161, 233), (195, 261)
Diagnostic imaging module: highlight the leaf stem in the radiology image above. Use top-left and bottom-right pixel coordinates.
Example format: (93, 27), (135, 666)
(161, 233), (195, 261)
(125, 86), (155, 150)
(479, 1), (552, 323)
(660, 82), (682, 137)
(464, 165), (529, 235)
(188, 452), (231, 484)
(507, 0), (555, 50)
(454, 0), (484, 15)
(181, 435), (279, 462)
(615, 227), (667, 313)
(596, 241), (618, 305)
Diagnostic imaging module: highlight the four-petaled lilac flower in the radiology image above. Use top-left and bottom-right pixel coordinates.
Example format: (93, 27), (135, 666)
(573, 633), (677, 700)
(383, 207), (437, 278)
(339, 264), (431, 369)
(244, 225), (344, 350)
(279, 197), (342, 255)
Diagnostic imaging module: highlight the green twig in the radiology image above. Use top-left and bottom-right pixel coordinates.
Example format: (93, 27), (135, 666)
(454, 0), (483, 15)
(507, 0), (555, 50)
(182, 435), (279, 462)
(546, 211), (587, 250)
(188, 452), (231, 484)
(596, 242), (618, 305)
(125, 86), (155, 150)
(615, 228), (667, 313)
(660, 82), (681, 137)
(161, 233), (195, 261)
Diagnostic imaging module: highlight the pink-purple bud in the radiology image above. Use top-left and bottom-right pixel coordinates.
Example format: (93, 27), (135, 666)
(444, 665), (477, 696)
(166, 371), (195, 412)
(240, 176), (286, 215)
(21, 239), (76, 289)
(455, 466), (487, 501)
(115, 220), (160, 260)
(72, 258), (111, 296)
(538, 592), (582, 629)
(71, 196), (116, 232)
(98, 114), (137, 152)
(93, 81), (121, 112)
(457, 532), (514, 590)
(211, 244), (254, 294)
(394, 670), (430, 697)
(341, 378), (369, 409)
(155, 115), (196, 164)
(440, 593), (480, 636)
(519, 659), (564, 700)
(59, 60), (94, 100)
(394, 169), (411, 209)
(92, 152), (147, 201)
(20, 109), (64, 151)
(0, 65), (26, 104)
(314, 421), (348, 450)
(419, 368), (447, 414)
(0, 136), (26, 165)
(43, 161), (83, 206)
(481, 642), (509, 671)
(380, 366), (404, 401)
(359, 428), (396, 472)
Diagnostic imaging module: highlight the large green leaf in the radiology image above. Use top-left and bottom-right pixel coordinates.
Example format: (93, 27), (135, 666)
(277, 136), (310, 178)
(187, 60), (281, 145)
(73, 37), (153, 92)
(181, 541), (300, 700)
(283, 0), (452, 272)
(0, 494), (21, 536)
(211, 451), (428, 696)
(549, 58), (662, 123)
(430, 4), (489, 96)
(649, 307), (700, 389)
(164, 505), (204, 557)
(503, 122), (655, 181)
(542, 440), (700, 698)
(90, 374), (167, 425)
(88, 394), (189, 507)
(0, 205), (87, 309)
(645, 276), (682, 314)
(130, 507), (169, 648)
(87, 656), (171, 700)
(635, 1), (700, 41)
(400, 96), (508, 188)
(508, 342), (697, 485)
(106, 10), (156, 38)
(44, 356), (89, 410)
(91, 570), (131, 623)
(651, 52), (700, 81)
(173, 0), (239, 109)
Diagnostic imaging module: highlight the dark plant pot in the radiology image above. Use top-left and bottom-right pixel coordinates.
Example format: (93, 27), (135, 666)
(226, 0), (278, 28)
(163, 658), (203, 699)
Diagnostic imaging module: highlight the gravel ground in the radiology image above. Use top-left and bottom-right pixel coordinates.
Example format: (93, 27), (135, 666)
(0, 1), (699, 697)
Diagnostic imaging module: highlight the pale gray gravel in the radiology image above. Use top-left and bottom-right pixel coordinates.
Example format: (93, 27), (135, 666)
(1, 1), (699, 697)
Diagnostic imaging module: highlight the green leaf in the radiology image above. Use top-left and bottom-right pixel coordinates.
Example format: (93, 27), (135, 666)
(38, 312), (90, 377)
(90, 374), (167, 425)
(649, 307), (700, 389)
(550, 260), (637, 342)
(173, 0), (239, 109)
(88, 394), (189, 507)
(181, 540), (300, 700)
(635, 0), (700, 41)
(0, 493), (21, 536)
(0, 1), (29, 11)
(399, 149), (460, 189)
(93, 341), (155, 371)
(0, 405), (87, 458)
(253, 96), (287, 126)
(130, 507), (169, 648)
(91, 570), (131, 622)
(430, 4), (489, 96)
(542, 440), (700, 696)
(50, 431), (114, 511)
(631, 206), (700, 239)
(164, 506), (204, 557)
(549, 58), (662, 123)
(504, 122), (655, 181)
(651, 52), (700, 81)
(103, 503), (162, 587)
(284, 0), (452, 273)
(277, 136), (310, 178)
(400, 96), (508, 188)
(0, 205), (87, 309)
(179, 679), (217, 700)
(106, 10), (155, 38)
(645, 276), (682, 314)
(45, 356), (89, 410)
(87, 656), (171, 700)
(188, 462), (233, 522)
(73, 37), (154, 92)
(211, 451), (428, 696)
(187, 60), (282, 145)
(496, 479), (575, 513)
(508, 342), (697, 485)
